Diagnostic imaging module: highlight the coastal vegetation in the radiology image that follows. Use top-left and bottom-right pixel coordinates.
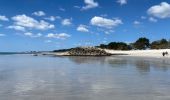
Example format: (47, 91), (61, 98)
(150, 39), (170, 49)
(98, 37), (170, 50)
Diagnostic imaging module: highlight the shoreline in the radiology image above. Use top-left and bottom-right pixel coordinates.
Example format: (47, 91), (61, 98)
(105, 49), (170, 58)
(1, 49), (170, 59)
(47, 49), (170, 59)
(28, 49), (170, 58)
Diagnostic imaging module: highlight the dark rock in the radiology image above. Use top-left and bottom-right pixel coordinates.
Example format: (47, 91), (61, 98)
(68, 47), (111, 56)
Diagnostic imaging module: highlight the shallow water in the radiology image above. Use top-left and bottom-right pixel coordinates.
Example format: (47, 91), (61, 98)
(0, 55), (170, 100)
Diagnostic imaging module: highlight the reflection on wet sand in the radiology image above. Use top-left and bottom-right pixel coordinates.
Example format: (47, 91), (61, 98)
(67, 56), (170, 72)
(67, 56), (106, 65)
(0, 55), (170, 100)
(126, 57), (170, 72)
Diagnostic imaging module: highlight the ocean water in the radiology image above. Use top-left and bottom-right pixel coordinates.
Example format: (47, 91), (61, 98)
(0, 54), (170, 100)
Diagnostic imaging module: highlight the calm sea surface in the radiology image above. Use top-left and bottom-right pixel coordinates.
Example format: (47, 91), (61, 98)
(0, 54), (170, 100)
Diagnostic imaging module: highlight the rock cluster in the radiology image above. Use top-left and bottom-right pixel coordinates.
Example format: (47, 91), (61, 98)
(68, 47), (111, 56)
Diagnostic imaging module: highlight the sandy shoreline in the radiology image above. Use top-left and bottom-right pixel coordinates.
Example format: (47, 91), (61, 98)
(105, 49), (170, 58)
(40, 49), (170, 59)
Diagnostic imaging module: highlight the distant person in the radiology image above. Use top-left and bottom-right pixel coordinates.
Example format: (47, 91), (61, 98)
(162, 52), (169, 57)
(162, 52), (165, 57)
(165, 51), (168, 56)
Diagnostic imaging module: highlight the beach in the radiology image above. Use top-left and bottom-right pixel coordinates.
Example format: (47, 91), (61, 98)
(41, 49), (170, 59)
(0, 54), (170, 100)
(105, 49), (170, 58)
(46, 48), (170, 58)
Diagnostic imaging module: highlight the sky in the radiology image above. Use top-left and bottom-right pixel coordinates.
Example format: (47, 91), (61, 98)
(0, 0), (170, 52)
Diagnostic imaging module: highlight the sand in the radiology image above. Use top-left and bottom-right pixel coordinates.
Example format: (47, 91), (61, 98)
(105, 49), (170, 58)
(42, 49), (170, 59)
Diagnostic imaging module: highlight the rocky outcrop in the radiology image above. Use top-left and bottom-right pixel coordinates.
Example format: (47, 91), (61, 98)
(68, 47), (111, 56)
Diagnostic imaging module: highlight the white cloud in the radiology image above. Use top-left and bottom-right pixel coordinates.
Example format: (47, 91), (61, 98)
(33, 11), (46, 16)
(61, 18), (72, 26)
(141, 16), (146, 19)
(0, 15), (9, 21)
(149, 17), (157, 22)
(147, 2), (170, 19)
(24, 32), (33, 36)
(12, 14), (55, 30)
(77, 25), (89, 32)
(104, 30), (114, 34)
(90, 16), (123, 29)
(97, 28), (114, 35)
(45, 40), (52, 43)
(133, 20), (141, 25)
(24, 32), (42, 38)
(7, 25), (25, 31)
(117, 0), (127, 5)
(35, 33), (42, 37)
(104, 31), (110, 35)
(100, 14), (108, 17)
(0, 34), (5, 37)
(59, 7), (66, 11)
(56, 16), (62, 19)
(46, 33), (71, 39)
(82, 0), (99, 10)
(45, 16), (61, 21)
(74, 6), (81, 9)
(45, 16), (56, 21)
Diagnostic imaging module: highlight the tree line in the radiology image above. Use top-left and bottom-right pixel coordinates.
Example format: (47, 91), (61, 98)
(98, 37), (170, 50)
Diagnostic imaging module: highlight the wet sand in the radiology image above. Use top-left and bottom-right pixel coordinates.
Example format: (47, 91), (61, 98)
(0, 55), (170, 100)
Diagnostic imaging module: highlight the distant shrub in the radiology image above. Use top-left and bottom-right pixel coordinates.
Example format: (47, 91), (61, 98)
(98, 42), (131, 50)
(151, 39), (169, 49)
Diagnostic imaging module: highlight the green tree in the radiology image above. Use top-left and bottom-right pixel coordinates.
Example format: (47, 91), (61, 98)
(99, 44), (108, 49)
(134, 37), (150, 50)
(160, 39), (168, 44)
(150, 41), (160, 49)
(108, 42), (129, 50)
(151, 39), (169, 49)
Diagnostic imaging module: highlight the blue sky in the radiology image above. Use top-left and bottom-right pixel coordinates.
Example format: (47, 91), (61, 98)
(0, 0), (170, 52)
